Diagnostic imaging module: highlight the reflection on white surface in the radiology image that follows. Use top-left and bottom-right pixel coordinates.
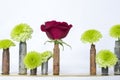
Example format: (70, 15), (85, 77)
(0, 75), (120, 80)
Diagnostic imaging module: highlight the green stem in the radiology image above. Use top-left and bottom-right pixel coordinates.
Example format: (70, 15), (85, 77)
(44, 39), (71, 50)
(118, 38), (120, 41)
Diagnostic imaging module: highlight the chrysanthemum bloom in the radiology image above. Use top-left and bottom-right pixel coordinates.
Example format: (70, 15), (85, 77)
(81, 29), (102, 75)
(11, 23), (33, 42)
(81, 29), (102, 43)
(109, 24), (120, 40)
(11, 23), (33, 74)
(0, 39), (15, 74)
(96, 50), (118, 68)
(24, 51), (42, 69)
(0, 39), (15, 49)
(41, 51), (52, 62)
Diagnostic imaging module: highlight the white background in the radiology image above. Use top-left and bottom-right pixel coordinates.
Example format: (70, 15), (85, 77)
(0, 0), (120, 79)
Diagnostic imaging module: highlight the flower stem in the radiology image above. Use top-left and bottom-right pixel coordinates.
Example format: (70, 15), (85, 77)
(90, 44), (96, 75)
(2, 48), (9, 75)
(118, 38), (120, 41)
(53, 43), (60, 75)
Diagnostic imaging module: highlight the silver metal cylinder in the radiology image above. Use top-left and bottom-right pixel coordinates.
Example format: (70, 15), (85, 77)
(114, 40), (120, 75)
(41, 61), (48, 75)
(102, 67), (108, 75)
(19, 41), (27, 75)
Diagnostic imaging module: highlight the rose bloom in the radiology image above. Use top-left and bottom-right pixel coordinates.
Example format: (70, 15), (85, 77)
(41, 20), (72, 40)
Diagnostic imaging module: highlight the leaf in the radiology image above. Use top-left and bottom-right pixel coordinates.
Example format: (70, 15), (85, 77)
(44, 39), (72, 50)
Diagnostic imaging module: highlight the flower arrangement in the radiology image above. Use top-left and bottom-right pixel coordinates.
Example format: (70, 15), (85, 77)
(23, 51), (52, 75)
(41, 51), (52, 75)
(0, 39), (15, 74)
(96, 50), (118, 68)
(41, 20), (72, 48)
(81, 29), (102, 75)
(96, 50), (118, 75)
(109, 24), (120, 75)
(24, 51), (42, 75)
(40, 20), (72, 75)
(11, 23), (33, 75)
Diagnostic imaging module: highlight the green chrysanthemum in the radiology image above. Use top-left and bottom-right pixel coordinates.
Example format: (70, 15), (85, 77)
(96, 50), (118, 68)
(41, 51), (52, 62)
(24, 51), (42, 69)
(11, 23), (33, 42)
(81, 29), (102, 43)
(0, 39), (15, 49)
(109, 24), (120, 40)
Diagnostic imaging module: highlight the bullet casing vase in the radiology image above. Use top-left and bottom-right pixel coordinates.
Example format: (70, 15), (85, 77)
(30, 68), (37, 75)
(102, 67), (108, 75)
(2, 48), (10, 75)
(90, 44), (96, 75)
(53, 43), (60, 75)
(41, 61), (48, 75)
(114, 40), (120, 75)
(19, 42), (27, 75)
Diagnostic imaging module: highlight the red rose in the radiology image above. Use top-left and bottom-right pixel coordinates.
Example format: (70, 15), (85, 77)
(41, 20), (72, 40)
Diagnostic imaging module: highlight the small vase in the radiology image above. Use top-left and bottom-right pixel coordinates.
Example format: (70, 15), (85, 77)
(2, 48), (10, 75)
(30, 68), (37, 75)
(19, 41), (27, 75)
(90, 44), (96, 75)
(102, 67), (108, 75)
(41, 61), (48, 75)
(114, 40), (120, 75)
(53, 43), (60, 75)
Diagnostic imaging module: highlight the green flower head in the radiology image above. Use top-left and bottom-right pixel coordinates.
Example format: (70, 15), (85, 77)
(0, 39), (15, 49)
(11, 23), (33, 42)
(96, 50), (118, 68)
(81, 29), (102, 43)
(109, 24), (120, 40)
(24, 51), (42, 69)
(41, 51), (52, 62)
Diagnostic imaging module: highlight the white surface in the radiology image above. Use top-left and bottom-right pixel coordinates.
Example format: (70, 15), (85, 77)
(0, 0), (120, 79)
(0, 75), (120, 80)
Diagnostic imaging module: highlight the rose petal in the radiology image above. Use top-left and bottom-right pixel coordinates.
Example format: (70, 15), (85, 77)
(45, 20), (57, 29)
(47, 28), (63, 39)
(41, 25), (46, 31)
